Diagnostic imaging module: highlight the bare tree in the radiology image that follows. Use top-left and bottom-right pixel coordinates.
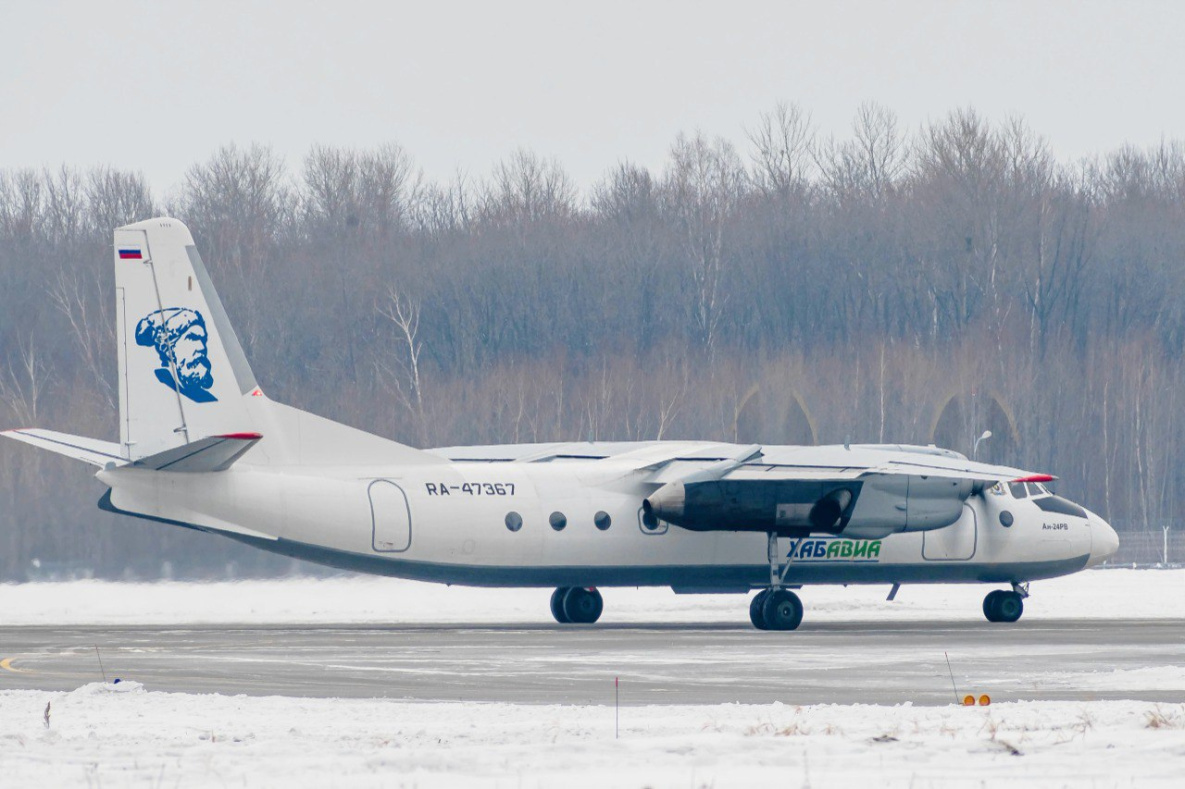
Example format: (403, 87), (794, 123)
(303, 143), (423, 237)
(40, 167), (86, 247)
(49, 269), (115, 411)
(662, 132), (746, 350)
(817, 103), (904, 203)
(481, 149), (577, 225)
(0, 336), (51, 427)
(747, 101), (815, 198)
(86, 168), (156, 235)
(378, 286), (428, 446)
(177, 142), (289, 270)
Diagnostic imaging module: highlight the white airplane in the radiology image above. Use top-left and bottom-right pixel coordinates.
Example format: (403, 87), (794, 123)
(4, 219), (1119, 630)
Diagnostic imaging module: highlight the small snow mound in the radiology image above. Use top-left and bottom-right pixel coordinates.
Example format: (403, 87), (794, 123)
(68, 680), (145, 697)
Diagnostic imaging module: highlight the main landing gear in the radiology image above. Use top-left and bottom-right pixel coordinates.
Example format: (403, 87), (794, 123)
(750, 587), (804, 631)
(983, 583), (1028, 623)
(750, 532), (805, 631)
(550, 587), (604, 624)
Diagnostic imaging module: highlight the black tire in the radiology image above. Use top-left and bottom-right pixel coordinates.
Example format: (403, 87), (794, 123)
(995, 591), (1024, 623)
(562, 587), (604, 624)
(982, 590), (1004, 622)
(551, 587), (572, 623)
(761, 589), (804, 631)
(749, 590), (771, 629)
(983, 589), (1024, 623)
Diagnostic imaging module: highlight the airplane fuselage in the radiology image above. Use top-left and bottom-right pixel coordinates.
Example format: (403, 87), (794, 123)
(96, 442), (1109, 590)
(6, 218), (1120, 630)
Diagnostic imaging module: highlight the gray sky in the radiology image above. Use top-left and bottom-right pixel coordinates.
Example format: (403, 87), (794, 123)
(3, 1), (1183, 197)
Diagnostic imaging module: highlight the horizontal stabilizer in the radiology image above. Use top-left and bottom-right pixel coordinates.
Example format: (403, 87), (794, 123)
(2, 429), (125, 467)
(132, 432), (262, 472)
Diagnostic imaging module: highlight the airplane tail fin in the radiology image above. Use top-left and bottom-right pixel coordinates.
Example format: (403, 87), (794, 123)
(115, 219), (260, 459)
(110, 218), (443, 468)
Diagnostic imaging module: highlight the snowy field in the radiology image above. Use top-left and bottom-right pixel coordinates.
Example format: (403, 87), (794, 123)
(1, 683), (1184, 787)
(1, 569), (1183, 787)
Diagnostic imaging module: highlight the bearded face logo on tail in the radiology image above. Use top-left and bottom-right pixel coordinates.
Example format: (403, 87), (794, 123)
(135, 308), (218, 403)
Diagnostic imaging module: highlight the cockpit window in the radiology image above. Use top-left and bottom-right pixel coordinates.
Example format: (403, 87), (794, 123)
(1033, 495), (1087, 519)
(1008, 482), (1028, 499)
(987, 482), (1006, 496)
(1025, 482), (1045, 498)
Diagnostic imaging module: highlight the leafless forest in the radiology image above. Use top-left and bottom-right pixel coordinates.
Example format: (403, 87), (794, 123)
(2, 104), (1184, 579)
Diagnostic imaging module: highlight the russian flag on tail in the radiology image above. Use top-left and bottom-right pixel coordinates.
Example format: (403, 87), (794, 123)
(118, 248), (143, 260)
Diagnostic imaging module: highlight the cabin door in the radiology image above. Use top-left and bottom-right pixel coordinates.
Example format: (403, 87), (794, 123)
(369, 480), (412, 552)
(921, 503), (977, 561)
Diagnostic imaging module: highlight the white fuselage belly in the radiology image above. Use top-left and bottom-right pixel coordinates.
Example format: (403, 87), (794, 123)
(101, 456), (1095, 589)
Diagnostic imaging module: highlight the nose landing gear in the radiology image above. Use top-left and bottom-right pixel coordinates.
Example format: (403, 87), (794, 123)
(549, 587), (604, 624)
(983, 583), (1028, 623)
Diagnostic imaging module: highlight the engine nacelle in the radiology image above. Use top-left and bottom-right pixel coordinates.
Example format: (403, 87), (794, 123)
(841, 475), (973, 538)
(643, 475), (972, 538)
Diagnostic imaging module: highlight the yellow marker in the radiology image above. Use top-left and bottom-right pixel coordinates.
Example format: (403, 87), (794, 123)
(962, 694), (975, 706)
(979, 694), (991, 706)
(0, 657), (29, 674)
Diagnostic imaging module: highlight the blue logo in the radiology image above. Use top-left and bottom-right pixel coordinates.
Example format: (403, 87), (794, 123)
(135, 307), (217, 403)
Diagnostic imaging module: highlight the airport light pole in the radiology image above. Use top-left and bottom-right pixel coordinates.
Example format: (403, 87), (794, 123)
(973, 430), (992, 460)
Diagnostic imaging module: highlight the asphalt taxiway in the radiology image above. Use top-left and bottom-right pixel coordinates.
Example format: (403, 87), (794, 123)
(2, 619), (1181, 705)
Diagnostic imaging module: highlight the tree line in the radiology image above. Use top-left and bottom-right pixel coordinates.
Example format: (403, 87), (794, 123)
(2, 103), (1183, 578)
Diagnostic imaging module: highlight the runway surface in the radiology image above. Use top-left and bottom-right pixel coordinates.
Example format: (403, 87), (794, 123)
(2, 618), (1182, 705)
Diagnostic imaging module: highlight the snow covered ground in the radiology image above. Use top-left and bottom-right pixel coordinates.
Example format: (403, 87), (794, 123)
(1, 567), (1183, 627)
(1, 683), (1183, 787)
(1, 569), (1183, 786)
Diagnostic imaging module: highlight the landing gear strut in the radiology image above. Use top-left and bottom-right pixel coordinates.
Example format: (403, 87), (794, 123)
(982, 583), (1027, 623)
(550, 587), (603, 624)
(750, 533), (805, 631)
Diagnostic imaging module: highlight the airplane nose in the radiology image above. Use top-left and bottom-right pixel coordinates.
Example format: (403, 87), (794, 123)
(1089, 517), (1120, 567)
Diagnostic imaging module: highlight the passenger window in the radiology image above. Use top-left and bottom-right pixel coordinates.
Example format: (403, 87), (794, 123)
(1008, 482), (1028, 499)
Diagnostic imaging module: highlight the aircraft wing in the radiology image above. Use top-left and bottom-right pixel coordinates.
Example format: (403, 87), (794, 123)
(643, 445), (1048, 485)
(643, 443), (1055, 539)
(860, 454), (1052, 484)
(747, 458), (1050, 485)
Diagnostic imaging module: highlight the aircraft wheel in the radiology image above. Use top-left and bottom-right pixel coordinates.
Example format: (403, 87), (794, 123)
(562, 587), (603, 624)
(761, 589), (804, 631)
(983, 590), (1024, 623)
(551, 587), (572, 623)
(749, 590), (771, 630)
(982, 590), (1003, 621)
(994, 591), (1024, 623)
